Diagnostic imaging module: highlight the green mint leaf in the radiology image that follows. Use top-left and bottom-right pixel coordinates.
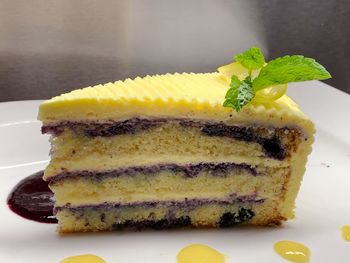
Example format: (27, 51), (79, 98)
(223, 77), (255, 112)
(252, 55), (332, 90)
(237, 78), (254, 109)
(234, 47), (265, 71)
(230, 75), (241, 89)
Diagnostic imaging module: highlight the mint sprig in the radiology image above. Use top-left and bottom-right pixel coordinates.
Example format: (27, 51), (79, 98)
(253, 55), (331, 90)
(223, 48), (331, 112)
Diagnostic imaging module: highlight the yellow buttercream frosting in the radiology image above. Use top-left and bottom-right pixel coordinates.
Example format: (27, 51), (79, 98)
(38, 72), (313, 135)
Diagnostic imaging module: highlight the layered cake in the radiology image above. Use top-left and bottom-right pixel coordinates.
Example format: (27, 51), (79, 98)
(38, 48), (328, 233)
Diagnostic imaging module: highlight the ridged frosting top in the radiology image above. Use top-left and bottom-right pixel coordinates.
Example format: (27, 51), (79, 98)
(38, 72), (314, 135)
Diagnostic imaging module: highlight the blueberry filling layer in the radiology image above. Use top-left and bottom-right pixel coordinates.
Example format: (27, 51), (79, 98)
(54, 194), (265, 214)
(48, 162), (258, 185)
(112, 216), (192, 231)
(59, 206), (255, 230)
(42, 118), (162, 137)
(111, 209), (255, 230)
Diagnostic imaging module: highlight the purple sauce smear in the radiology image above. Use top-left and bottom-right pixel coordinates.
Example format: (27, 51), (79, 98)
(7, 171), (57, 223)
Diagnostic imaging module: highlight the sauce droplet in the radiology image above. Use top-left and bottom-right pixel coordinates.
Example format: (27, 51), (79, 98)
(60, 254), (106, 263)
(7, 171), (57, 223)
(274, 240), (310, 263)
(341, 225), (350, 242)
(177, 244), (226, 263)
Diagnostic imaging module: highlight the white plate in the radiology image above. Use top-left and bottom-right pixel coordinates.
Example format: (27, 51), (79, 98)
(0, 81), (349, 263)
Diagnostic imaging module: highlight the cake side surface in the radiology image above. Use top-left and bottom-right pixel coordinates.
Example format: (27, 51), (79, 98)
(44, 120), (313, 232)
(39, 70), (315, 233)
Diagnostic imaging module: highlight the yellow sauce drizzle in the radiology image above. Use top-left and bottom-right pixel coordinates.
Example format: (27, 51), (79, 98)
(341, 225), (350, 241)
(60, 254), (106, 263)
(274, 240), (310, 263)
(177, 244), (226, 263)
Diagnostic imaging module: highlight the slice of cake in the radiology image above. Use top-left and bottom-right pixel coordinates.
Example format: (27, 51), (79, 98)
(38, 48), (330, 233)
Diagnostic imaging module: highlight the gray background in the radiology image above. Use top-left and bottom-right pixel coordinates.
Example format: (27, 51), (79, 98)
(0, 0), (349, 102)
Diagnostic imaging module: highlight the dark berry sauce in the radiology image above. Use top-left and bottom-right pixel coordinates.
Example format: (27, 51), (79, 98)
(7, 171), (57, 223)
